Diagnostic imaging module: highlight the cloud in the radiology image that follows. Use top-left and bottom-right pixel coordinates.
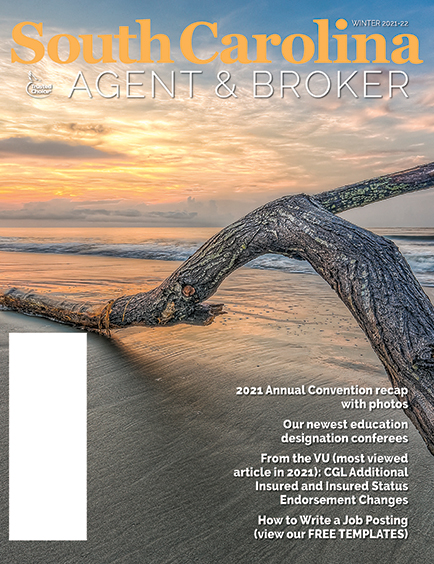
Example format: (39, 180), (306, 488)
(0, 197), (239, 227)
(51, 123), (111, 136)
(147, 211), (198, 220)
(0, 136), (123, 159)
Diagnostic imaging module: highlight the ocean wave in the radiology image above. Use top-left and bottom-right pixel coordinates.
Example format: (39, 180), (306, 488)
(0, 240), (197, 262)
(390, 238), (434, 285)
(0, 235), (432, 285)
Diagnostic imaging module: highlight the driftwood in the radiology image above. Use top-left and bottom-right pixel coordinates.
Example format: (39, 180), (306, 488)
(2, 163), (434, 453)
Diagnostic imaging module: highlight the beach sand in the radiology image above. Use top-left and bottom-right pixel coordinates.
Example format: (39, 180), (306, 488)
(1, 251), (434, 563)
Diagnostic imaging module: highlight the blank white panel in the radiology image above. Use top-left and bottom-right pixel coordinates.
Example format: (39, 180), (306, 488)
(9, 333), (87, 541)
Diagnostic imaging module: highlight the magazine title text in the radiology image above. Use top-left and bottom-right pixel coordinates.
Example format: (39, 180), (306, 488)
(11, 19), (422, 66)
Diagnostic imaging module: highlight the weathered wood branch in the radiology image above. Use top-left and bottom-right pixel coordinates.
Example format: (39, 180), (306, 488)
(2, 162), (434, 452)
(315, 161), (434, 213)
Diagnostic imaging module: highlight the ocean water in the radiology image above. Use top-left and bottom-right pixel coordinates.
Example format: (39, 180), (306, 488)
(0, 226), (433, 286)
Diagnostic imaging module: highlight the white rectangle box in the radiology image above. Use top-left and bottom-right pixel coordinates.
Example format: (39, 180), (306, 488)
(9, 333), (87, 541)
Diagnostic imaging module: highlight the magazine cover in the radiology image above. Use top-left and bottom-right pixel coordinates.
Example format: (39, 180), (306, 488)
(1, 1), (434, 563)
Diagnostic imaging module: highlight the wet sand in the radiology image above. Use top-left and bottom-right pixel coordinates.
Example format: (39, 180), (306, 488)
(1, 252), (434, 563)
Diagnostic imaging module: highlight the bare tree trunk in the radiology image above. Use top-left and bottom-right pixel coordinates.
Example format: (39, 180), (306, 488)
(2, 162), (434, 452)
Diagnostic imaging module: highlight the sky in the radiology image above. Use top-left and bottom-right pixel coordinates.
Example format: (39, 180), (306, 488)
(1, 0), (434, 227)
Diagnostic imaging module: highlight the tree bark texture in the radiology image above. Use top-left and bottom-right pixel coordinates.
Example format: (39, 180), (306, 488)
(2, 162), (434, 452)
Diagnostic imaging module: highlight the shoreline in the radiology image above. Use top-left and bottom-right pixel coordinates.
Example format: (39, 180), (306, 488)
(1, 255), (434, 563)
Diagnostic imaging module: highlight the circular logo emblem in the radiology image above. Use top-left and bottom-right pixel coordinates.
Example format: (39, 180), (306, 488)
(26, 72), (53, 98)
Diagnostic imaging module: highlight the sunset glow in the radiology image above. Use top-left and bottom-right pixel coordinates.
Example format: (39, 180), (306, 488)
(1, 1), (434, 226)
